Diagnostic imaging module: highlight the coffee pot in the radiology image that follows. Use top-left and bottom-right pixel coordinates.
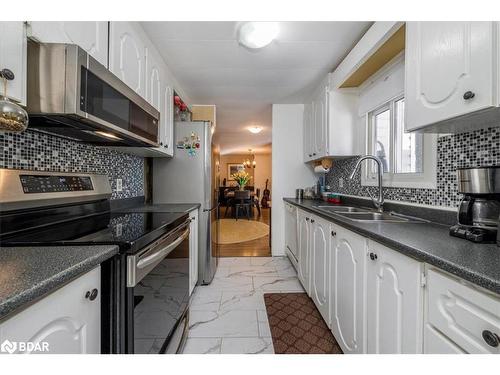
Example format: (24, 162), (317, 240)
(450, 166), (500, 243)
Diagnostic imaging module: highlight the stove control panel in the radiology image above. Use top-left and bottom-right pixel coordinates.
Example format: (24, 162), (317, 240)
(19, 175), (94, 193)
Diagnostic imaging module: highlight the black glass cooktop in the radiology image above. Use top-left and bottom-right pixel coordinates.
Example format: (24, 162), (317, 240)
(1, 211), (189, 253)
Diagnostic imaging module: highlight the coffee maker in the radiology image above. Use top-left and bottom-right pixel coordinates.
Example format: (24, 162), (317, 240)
(450, 166), (500, 243)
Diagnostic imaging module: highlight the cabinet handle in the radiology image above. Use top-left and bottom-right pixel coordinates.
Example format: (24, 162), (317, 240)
(331, 231), (336, 237)
(312, 153), (317, 156)
(369, 252), (378, 261)
(482, 330), (500, 348)
(463, 91), (475, 100)
(0, 68), (15, 80)
(160, 141), (163, 146)
(85, 288), (99, 301)
(306, 217), (310, 221)
(308, 154), (312, 157)
(310, 219), (315, 223)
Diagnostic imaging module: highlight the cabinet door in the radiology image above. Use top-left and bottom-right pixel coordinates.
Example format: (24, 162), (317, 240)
(28, 21), (108, 67)
(405, 22), (495, 131)
(0, 267), (100, 354)
(426, 268), (500, 354)
(146, 47), (162, 111)
(310, 216), (330, 324)
(109, 22), (146, 98)
(160, 85), (174, 156)
(297, 210), (311, 294)
(303, 102), (313, 162)
(366, 240), (424, 353)
(189, 209), (199, 295)
(330, 226), (366, 354)
(313, 86), (327, 158)
(0, 22), (26, 105)
(284, 204), (298, 265)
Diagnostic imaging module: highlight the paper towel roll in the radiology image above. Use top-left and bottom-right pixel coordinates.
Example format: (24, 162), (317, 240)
(314, 165), (330, 174)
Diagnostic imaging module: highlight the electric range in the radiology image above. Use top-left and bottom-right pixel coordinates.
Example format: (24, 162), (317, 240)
(0, 169), (191, 354)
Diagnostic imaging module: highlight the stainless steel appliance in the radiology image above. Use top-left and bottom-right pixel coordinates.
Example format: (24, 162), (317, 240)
(450, 166), (500, 243)
(26, 41), (160, 147)
(153, 121), (220, 284)
(0, 169), (190, 354)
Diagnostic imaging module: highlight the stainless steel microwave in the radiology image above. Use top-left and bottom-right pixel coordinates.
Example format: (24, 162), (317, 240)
(26, 41), (160, 147)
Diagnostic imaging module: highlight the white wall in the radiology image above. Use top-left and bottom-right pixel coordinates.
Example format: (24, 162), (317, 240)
(271, 104), (316, 256)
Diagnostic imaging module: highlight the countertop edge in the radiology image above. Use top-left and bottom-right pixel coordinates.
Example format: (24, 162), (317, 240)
(0, 245), (118, 322)
(284, 198), (500, 295)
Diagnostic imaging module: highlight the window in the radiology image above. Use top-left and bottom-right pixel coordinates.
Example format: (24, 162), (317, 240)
(362, 95), (436, 189)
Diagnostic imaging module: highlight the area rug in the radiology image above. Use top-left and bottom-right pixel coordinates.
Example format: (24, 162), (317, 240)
(264, 293), (343, 354)
(215, 219), (269, 244)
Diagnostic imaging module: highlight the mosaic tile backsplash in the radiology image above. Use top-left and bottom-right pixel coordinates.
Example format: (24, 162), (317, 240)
(0, 130), (145, 200)
(326, 127), (500, 208)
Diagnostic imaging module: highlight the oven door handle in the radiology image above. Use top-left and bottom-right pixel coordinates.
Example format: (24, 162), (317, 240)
(137, 228), (190, 270)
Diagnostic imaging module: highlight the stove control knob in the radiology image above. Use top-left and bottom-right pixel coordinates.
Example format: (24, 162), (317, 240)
(85, 288), (99, 301)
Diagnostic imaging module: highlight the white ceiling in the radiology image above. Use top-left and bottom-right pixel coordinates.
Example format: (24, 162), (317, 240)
(141, 21), (371, 154)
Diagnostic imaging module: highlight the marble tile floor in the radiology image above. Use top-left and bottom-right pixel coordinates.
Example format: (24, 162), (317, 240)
(182, 256), (304, 354)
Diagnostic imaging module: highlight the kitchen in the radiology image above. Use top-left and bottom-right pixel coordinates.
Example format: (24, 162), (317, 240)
(0, 3), (499, 370)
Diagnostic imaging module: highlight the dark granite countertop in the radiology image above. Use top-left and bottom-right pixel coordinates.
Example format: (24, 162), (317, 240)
(114, 203), (201, 213)
(284, 198), (500, 294)
(0, 245), (118, 321)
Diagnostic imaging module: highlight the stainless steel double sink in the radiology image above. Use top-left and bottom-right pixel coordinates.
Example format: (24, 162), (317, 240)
(313, 205), (424, 223)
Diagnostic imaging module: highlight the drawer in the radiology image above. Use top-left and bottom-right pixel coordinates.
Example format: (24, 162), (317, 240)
(426, 268), (500, 354)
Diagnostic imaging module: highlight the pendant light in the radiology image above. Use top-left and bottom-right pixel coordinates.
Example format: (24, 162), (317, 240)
(0, 69), (29, 133)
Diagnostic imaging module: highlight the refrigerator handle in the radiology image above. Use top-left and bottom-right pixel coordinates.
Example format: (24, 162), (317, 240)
(203, 204), (219, 212)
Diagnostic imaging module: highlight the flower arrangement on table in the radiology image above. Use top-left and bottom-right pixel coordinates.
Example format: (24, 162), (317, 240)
(231, 170), (252, 190)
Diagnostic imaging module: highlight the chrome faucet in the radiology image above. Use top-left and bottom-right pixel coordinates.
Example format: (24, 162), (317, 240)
(349, 155), (385, 212)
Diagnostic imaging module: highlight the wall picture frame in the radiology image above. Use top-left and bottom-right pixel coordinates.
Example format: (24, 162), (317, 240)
(227, 163), (245, 180)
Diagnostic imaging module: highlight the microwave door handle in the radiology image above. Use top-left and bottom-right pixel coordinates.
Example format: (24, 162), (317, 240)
(137, 228), (189, 269)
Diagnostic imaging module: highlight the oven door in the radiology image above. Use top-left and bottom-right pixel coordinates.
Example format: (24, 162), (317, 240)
(126, 222), (190, 354)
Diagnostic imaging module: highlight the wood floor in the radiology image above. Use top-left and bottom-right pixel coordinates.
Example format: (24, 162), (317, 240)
(218, 207), (271, 257)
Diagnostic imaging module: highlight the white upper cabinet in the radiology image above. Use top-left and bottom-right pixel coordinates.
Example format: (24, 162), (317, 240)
(425, 268), (500, 354)
(366, 240), (424, 354)
(146, 46), (162, 111)
(0, 267), (101, 354)
(28, 21), (108, 67)
(109, 22), (147, 99)
(405, 22), (497, 132)
(0, 22), (27, 105)
(303, 75), (358, 162)
(310, 216), (330, 324)
(330, 226), (367, 354)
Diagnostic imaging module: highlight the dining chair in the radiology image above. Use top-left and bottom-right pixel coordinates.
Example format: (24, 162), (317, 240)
(234, 190), (252, 221)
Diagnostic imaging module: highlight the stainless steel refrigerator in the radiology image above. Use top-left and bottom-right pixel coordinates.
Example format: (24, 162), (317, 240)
(153, 121), (220, 284)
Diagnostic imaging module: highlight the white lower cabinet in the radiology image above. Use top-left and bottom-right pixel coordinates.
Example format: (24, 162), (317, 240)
(330, 225), (367, 354)
(297, 210), (312, 295)
(424, 268), (500, 354)
(310, 216), (330, 324)
(0, 267), (101, 354)
(189, 209), (199, 295)
(366, 240), (424, 353)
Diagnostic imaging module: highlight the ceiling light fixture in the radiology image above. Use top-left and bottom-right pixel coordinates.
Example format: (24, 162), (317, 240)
(238, 22), (279, 49)
(248, 126), (262, 134)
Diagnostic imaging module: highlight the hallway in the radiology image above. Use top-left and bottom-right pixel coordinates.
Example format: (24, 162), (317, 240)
(183, 256), (303, 354)
(218, 207), (272, 257)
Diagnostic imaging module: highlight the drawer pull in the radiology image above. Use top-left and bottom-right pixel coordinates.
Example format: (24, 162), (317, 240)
(463, 91), (475, 100)
(85, 288), (99, 301)
(482, 330), (500, 348)
(331, 231), (336, 237)
(369, 252), (378, 261)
